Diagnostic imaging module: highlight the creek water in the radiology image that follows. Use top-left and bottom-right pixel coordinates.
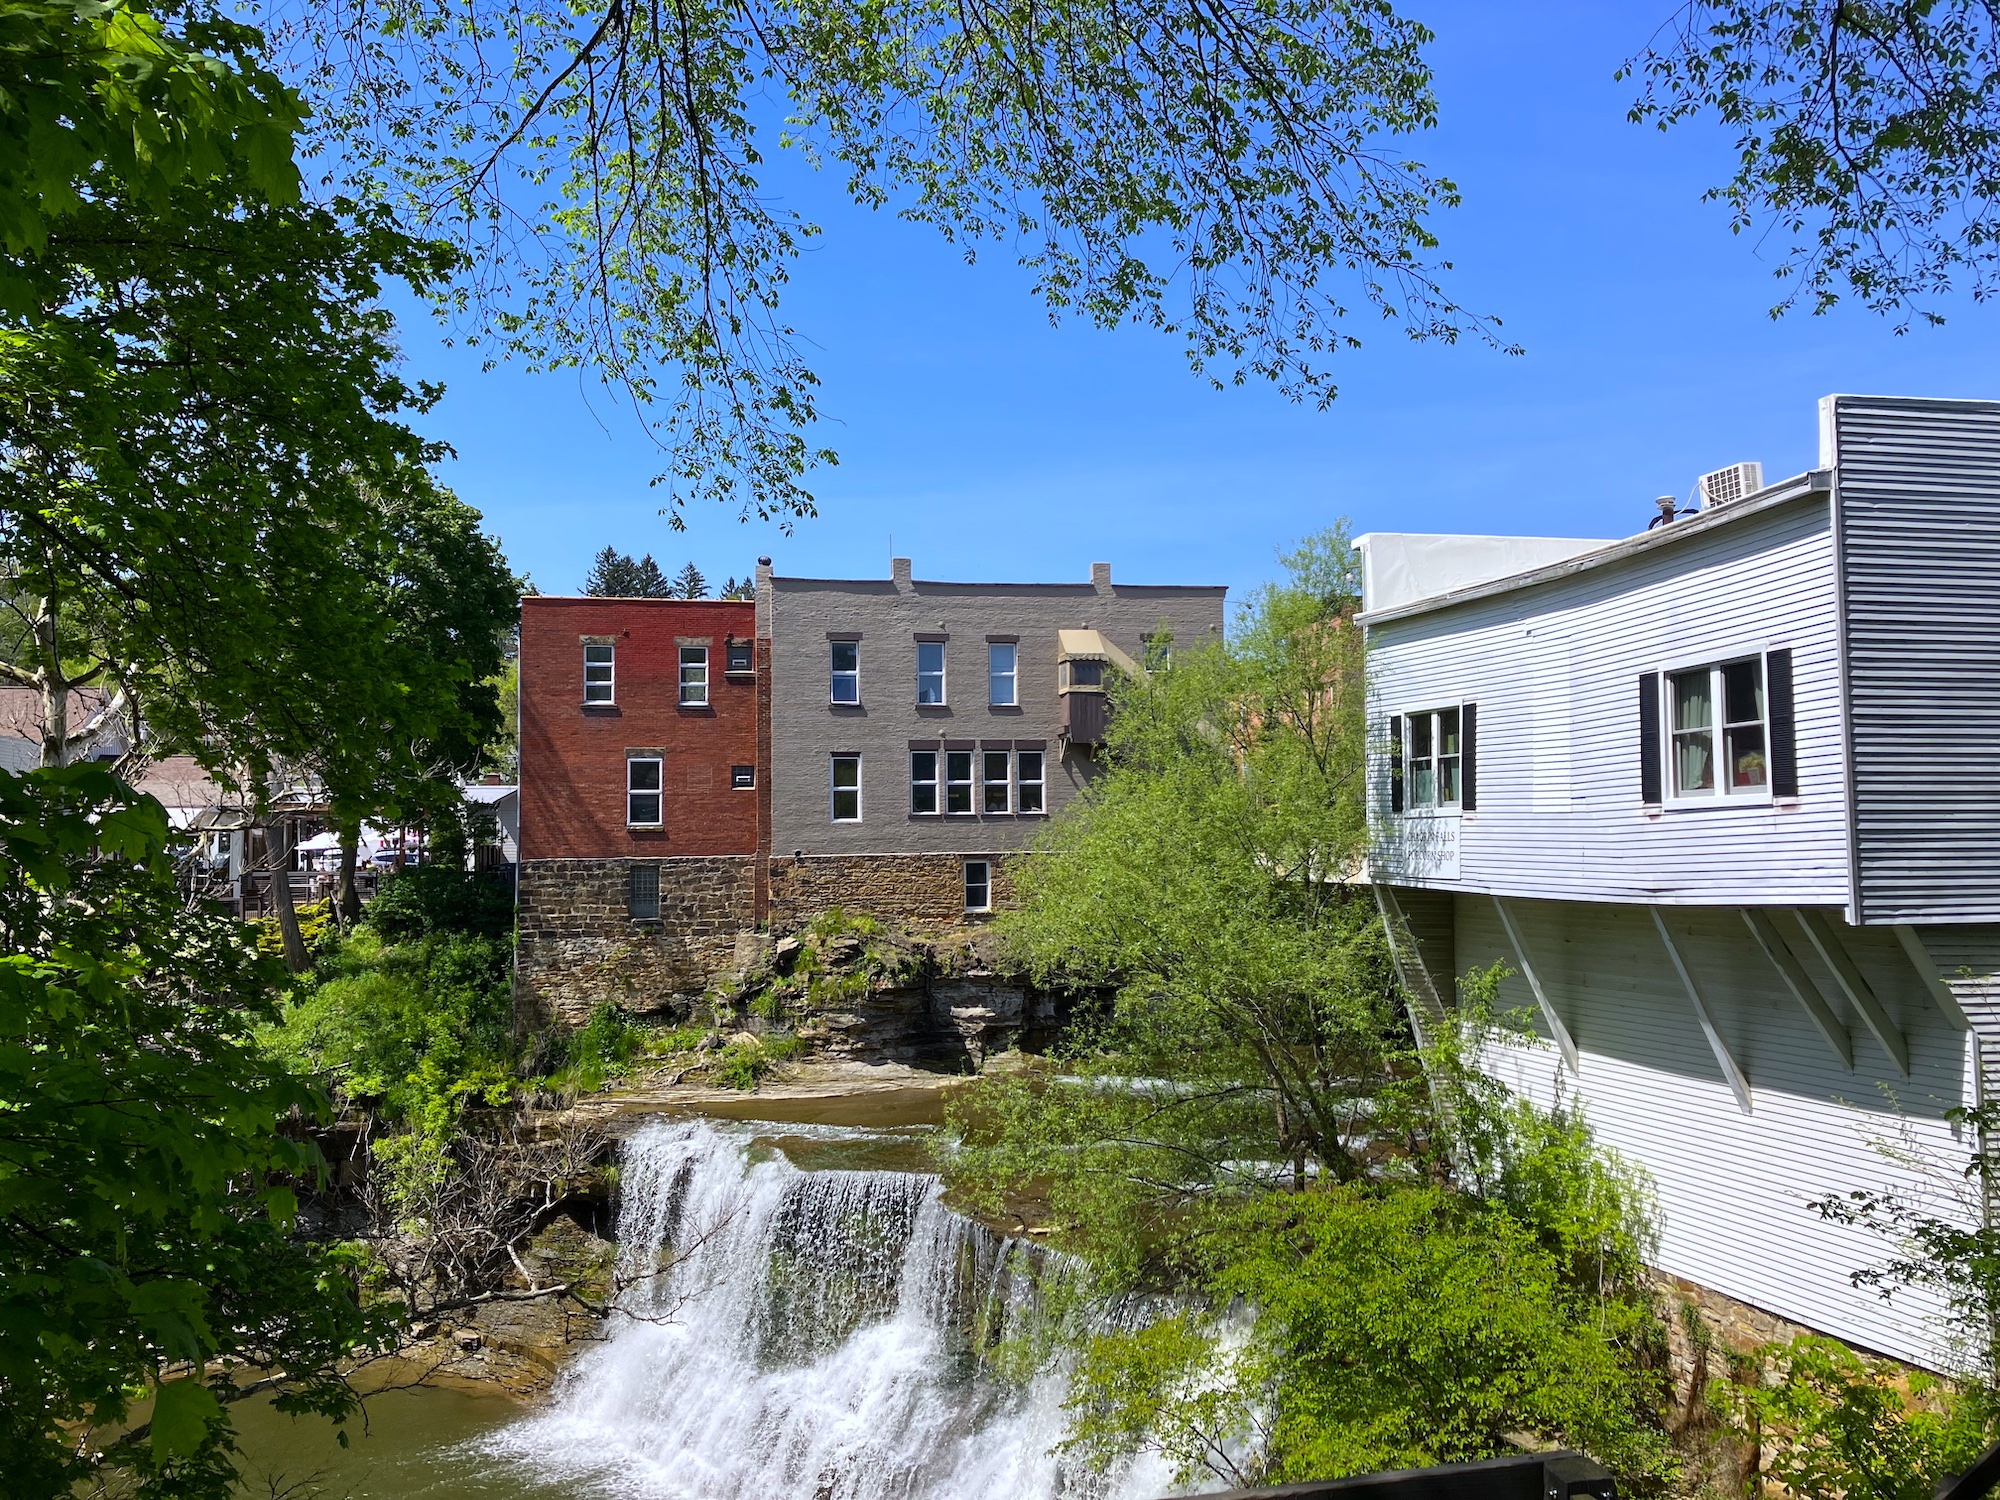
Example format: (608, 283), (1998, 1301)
(236, 1114), (1181, 1500)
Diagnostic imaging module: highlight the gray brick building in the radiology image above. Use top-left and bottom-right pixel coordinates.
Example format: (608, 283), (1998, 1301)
(756, 557), (1226, 925)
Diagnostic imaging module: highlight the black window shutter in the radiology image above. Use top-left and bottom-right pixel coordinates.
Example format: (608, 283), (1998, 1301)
(1639, 673), (1661, 804)
(1767, 649), (1797, 797)
(1461, 702), (1478, 811)
(1389, 714), (1404, 813)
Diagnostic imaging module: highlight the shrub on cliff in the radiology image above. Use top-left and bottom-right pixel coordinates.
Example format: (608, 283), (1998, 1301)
(366, 865), (514, 942)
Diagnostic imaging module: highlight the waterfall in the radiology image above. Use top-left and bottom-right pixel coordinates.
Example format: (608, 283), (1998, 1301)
(485, 1117), (1183, 1500)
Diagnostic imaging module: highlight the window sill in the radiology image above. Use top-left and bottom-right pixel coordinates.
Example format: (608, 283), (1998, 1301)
(986, 704), (1024, 714)
(829, 701), (864, 711)
(1660, 794), (1775, 812)
(723, 670), (756, 680)
(582, 702), (620, 713)
(677, 702), (714, 713)
(916, 703), (951, 712)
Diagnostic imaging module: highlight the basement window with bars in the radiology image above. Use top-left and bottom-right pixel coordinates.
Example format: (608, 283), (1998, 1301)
(628, 864), (661, 920)
(627, 756), (663, 826)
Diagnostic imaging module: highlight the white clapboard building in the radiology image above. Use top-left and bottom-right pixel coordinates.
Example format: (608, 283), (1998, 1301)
(1361, 394), (2000, 1367)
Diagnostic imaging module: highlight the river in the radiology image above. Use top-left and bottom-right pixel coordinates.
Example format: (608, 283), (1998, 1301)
(233, 1112), (1183, 1500)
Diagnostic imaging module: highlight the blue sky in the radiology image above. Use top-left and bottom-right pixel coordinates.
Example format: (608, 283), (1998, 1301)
(393, 1), (1999, 605)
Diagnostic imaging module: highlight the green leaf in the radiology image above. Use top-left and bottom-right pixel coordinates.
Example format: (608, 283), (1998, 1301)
(149, 1375), (221, 1460)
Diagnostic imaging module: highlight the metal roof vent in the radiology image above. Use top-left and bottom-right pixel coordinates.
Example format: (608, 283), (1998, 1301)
(1697, 461), (1764, 509)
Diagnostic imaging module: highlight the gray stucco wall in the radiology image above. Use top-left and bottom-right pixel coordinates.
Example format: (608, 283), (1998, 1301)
(763, 563), (1225, 856)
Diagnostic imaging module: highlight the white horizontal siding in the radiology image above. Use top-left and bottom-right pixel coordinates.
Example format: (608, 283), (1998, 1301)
(1369, 499), (1849, 906)
(1459, 893), (1972, 1367)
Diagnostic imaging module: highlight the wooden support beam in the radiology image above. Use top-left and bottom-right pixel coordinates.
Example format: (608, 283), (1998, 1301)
(1374, 883), (1444, 1047)
(1795, 909), (1910, 1077)
(1742, 909), (1852, 1068)
(1893, 924), (1972, 1032)
(1492, 895), (1581, 1074)
(1650, 906), (1753, 1114)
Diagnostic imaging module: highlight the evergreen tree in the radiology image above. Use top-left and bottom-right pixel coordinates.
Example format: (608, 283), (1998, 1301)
(630, 554), (671, 597)
(581, 547), (640, 597)
(672, 562), (709, 600)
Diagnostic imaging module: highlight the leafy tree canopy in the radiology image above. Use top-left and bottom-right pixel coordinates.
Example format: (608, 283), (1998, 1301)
(1629, 1), (2000, 324)
(277, 0), (1510, 521)
(0, 764), (390, 1498)
(0, 0), (304, 299)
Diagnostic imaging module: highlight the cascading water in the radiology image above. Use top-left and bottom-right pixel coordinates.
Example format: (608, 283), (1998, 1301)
(484, 1117), (1182, 1500)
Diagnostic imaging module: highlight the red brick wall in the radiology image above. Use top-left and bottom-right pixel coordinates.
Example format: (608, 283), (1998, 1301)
(519, 597), (758, 860)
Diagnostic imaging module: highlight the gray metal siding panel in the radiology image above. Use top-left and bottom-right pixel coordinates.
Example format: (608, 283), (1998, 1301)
(768, 578), (1225, 856)
(1833, 396), (2000, 922)
(1461, 894), (1972, 1366)
(1369, 500), (1850, 905)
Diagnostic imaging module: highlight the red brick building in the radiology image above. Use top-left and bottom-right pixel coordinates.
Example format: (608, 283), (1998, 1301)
(516, 597), (759, 1021)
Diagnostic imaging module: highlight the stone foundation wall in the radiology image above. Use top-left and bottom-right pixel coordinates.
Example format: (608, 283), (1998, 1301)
(765, 853), (1017, 931)
(518, 857), (754, 1025)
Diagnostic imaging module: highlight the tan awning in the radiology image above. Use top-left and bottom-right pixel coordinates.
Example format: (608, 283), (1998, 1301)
(1056, 628), (1140, 676)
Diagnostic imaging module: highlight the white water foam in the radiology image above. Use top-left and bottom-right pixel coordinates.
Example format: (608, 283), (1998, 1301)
(484, 1117), (1183, 1500)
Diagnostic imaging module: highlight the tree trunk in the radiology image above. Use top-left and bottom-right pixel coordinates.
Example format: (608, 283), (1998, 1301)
(267, 820), (310, 972)
(337, 826), (363, 924)
(33, 601), (66, 768)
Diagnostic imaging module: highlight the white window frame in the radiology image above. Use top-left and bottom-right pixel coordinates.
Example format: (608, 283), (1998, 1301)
(830, 753), (862, 822)
(679, 645), (709, 705)
(1661, 653), (1772, 806)
(584, 642), (615, 704)
(917, 640), (947, 705)
(1400, 706), (1463, 813)
(830, 640), (860, 705)
(910, 749), (940, 815)
(981, 749), (1011, 814)
(988, 642), (1018, 707)
(944, 749), (974, 815)
(963, 859), (992, 913)
(627, 756), (663, 827)
(1017, 749), (1045, 815)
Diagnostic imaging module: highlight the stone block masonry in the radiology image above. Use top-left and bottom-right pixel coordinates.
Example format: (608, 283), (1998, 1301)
(766, 853), (1016, 931)
(518, 857), (754, 1026)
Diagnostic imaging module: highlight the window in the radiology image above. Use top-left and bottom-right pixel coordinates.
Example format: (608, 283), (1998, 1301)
(726, 639), (754, 673)
(1667, 659), (1766, 799)
(628, 864), (660, 920)
(830, 641), (860, 704)
(989, 642), (1018, 706)
(731, 764), (755, 790)
(830, 754), (861, 821)
(1143, 633), (1173, 671)
(964, 859), (992, 913)
(584, 643), (615, 704)
(945, 750), (974, 813)
(917, 641), (946, 704)
(1062, 659), (1104, 690)
(627, 757), (662, 825)
(679, 646), (709, 705)
(910, 750), (939, 814)
(1403, 708), (1461, 810)
(1017, 750), (1045, 814)
(982, 750), (1011, 813)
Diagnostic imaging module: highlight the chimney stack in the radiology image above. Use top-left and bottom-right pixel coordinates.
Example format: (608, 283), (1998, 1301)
(1090, 561), (1112, 593)
(891, 557), (913, 591)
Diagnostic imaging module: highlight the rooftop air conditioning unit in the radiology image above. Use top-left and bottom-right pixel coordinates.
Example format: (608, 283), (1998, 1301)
(1697, 461), (1764, 509)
